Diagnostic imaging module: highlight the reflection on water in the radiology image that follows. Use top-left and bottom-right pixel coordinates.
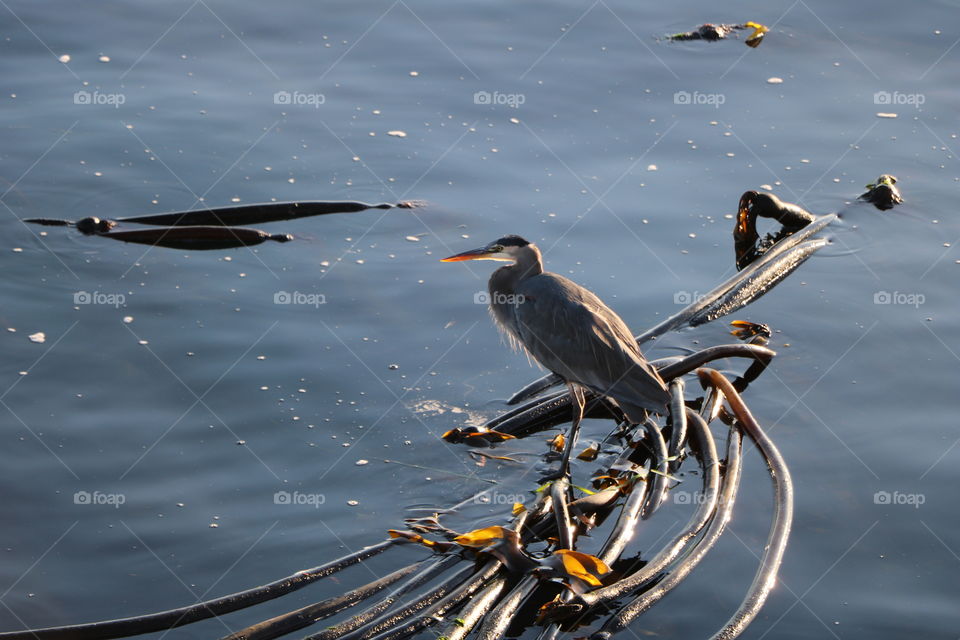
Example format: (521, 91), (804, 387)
(0, 0), (958, 638)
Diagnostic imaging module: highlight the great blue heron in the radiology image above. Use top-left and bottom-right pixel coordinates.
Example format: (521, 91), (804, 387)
(442, 235), (669, 477)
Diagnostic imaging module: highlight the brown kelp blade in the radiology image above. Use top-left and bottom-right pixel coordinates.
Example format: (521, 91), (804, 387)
(116, 200), (421, 227)
(98, 226), (293, 250)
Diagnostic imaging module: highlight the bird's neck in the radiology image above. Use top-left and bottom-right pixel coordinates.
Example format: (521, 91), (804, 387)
(492, 247), (543, 294)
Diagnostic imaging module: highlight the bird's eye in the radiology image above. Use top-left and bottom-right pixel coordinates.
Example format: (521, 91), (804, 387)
(491, 245), (504, 252)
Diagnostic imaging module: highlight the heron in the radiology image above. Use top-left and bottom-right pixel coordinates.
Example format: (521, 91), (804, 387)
(442, 235), (670, 477)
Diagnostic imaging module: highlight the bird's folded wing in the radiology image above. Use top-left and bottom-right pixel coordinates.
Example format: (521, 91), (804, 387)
(512, 274), (668, 411)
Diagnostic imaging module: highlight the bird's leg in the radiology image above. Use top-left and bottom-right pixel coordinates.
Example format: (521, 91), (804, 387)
(556, 382), (586, 479)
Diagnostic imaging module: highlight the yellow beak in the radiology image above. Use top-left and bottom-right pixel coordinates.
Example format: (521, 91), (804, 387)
(441, 248), (498, 262)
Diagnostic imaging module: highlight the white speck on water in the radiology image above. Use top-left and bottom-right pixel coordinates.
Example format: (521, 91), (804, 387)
(356, 459), (369, 466)
(646, 164), (657, 171)
(767, 77), (783, 84)
(257, 355), (266, 360)
(59, 54), (71, 63)
(123, 316), (133, 324)
(387, 130), (407, 138)
(98, 55), (110, 63)
(12, 247), (22, 253)
(405, 235), (420, 242)
(28, 332), (45, 344)
(347, 500), (359, 506)
(876, 112), (897, 118)
(760, 184), (773, 190)
(138, 340), (148, 345)
(409, 70), (419, 76)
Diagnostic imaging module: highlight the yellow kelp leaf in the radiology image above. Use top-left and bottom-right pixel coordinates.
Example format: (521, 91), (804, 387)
(549, 433), (565, 452)
(388, 529), (438, 548)
(478, 429), (517, 443)
(554, 549), (611, 587)
(576, 443), (599, 461)
(743, 21), (769, 48)
(512, 502), (526, 516)
(454, 525), (507, 548)
(730, 320), (771, 338)
(536, 595), (563, 623)
(442, 427), (516, 444)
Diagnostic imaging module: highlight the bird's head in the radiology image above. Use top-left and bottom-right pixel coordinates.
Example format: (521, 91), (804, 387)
(441, 235), (532, 263)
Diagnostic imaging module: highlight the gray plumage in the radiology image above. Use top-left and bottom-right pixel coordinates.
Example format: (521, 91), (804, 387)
(476, 236), (669, 422)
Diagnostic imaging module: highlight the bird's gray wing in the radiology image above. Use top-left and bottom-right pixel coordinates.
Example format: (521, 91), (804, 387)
(511, 274), (669, 415)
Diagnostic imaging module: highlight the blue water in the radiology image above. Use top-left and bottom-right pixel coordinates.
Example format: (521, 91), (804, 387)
(1, 1), (958, 638)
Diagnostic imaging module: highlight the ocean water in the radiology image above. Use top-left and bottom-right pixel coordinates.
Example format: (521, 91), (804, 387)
(1, 1), (958, 638)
